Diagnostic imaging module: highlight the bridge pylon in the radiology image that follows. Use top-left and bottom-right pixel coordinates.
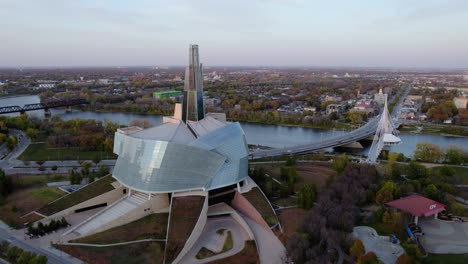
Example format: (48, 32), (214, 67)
(365, 94), (401, 163)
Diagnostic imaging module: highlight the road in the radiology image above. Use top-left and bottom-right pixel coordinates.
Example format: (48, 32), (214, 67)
(251, 83), (411, 160)
(0, 224), (80, 264)
(0, 130), (115, 174)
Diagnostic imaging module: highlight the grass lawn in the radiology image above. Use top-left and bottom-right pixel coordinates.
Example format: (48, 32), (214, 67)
(423, 254), (468, 264)
(242, 187), (278, 226)
(37, 174), (116, 216)
(18, 143), (117, 161)
(195, 230), (234, 259)
(57, 241), (164, 264)
(165, 195), (205, 263)
(271, 196), (297, 207)
(252, 163), (336, 189)
(72, 213), (168, 244)
(222, 231), (233, 252)
(12, 174), (69, 187)
(452, 167), (468, 184)
(0, 185), (65, 228)
(208, 240), (259, 264)
(31, 187), (64, 201)
(277, 208), (308, 244)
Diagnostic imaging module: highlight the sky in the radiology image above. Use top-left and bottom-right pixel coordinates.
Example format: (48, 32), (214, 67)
(0, 0), (467, 68)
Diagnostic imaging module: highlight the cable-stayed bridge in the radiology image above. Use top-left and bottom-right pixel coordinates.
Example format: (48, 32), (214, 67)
(250, 84), (411, 161)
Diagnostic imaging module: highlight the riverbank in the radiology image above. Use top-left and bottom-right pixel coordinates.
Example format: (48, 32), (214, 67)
(399, 124), (468, 137)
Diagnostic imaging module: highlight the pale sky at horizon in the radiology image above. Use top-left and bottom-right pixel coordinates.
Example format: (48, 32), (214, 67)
(0, 0), (467, 69)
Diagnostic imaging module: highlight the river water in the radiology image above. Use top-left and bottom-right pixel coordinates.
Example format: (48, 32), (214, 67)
(1, 95), (466, 157)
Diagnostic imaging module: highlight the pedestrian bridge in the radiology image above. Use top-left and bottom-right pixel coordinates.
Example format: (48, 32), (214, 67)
(250, 84), (411, 163)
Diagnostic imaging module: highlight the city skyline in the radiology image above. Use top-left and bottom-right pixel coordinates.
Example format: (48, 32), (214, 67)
(1, 0), (468, 68)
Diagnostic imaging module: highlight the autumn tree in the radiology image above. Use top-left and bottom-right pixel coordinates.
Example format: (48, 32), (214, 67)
(332, 154), (348, 174)
(376, 181), (400, 205)
(358, 252), (380, 264)
(349, 239), (365, 260)
(413, 142), (444, 163)
(445, 146), (467, 165)
(130, 118), (152, 128)
(297, 184), (317, 210)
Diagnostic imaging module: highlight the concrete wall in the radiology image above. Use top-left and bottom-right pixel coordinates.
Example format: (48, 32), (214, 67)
(85, 194), (170, 236)
(44, 186), (126, 221)
(172, 191), (208, 264)
(231, 191), (271, 232)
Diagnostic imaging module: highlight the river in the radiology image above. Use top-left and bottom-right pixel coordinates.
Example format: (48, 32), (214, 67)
(1, 95), (466, 157)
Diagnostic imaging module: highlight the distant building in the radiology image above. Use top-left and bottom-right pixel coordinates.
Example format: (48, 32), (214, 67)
(304, 106), (317, 113)
(326, 104), (343, 115)
(324, 95), (342, 102)
(453, 96), (467, 109)
(407, 95), (423, 101)
(153, 90), (182, 99)
(464, 71), (468, 81)
(35, 83), (55, 89)
(97, 79), (110, 85)
(374, 89), (386, 106)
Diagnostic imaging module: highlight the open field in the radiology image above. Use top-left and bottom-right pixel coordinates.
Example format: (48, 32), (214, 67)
(251, 162), (336, 189)
(73, 213), (168, 244)
(207, 240), (259, 264)
(242, 187), (278, 226)
(37, 174), (115, 216)
(18, 143), (117, 161)
(0, 184), (65, 228)
(58, 241), (164, 264)
(165, 195), (205, 263)
(277, 208), (308, 243)
(423, 254), (468, 264)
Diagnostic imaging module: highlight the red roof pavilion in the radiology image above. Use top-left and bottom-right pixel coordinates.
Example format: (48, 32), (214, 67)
(385, 194), (446, 217)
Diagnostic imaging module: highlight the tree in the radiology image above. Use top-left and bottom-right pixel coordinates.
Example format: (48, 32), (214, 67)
(25, 128), (39, 141)
(130, 118), (152, 128)
(29, 255), (48, 264)
(0, 168), (13, 197)
(92, 155), (101, 168)
(349, 239), (365, 260)
(6, 135), (17, 151)
(413, 142), (444, 163)
(6, 246), (22, 263)
(385, 152), (399, 176)
(445, 146), (466, 165)
(407, 161), (427, 179)
(297, 184), (317, 210)
(401, 242), (422, 263)
(358, 252), (380, 264)
(423, 184), (440, 201)
(285, 155), (296, 166)
(396, 254), (411, 264)
(376, 181), (400, 205)
(332, 154), (348, 174)
(17, 250), (33, 264)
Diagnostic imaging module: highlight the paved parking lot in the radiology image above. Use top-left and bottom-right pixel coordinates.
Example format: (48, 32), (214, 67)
(419, 218), (468, 254)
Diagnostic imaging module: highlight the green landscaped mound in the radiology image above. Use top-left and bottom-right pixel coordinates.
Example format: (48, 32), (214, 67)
(57, 241), (164, 264)
(195, 230), (234, 259)
(18, 142), (117, 161)
(165, 195), (205, 263)
(423, 254), (468, 264)
(242, 187), (278, 226)
(37, 174), (116, 216)
(208, 240), (259, 264)
(72, 213), (168, 244)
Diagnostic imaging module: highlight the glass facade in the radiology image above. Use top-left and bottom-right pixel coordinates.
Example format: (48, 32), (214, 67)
(112, 122), (249, 193)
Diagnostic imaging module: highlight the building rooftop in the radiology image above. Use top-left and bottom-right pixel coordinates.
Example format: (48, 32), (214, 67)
(386, 194), (446, 217)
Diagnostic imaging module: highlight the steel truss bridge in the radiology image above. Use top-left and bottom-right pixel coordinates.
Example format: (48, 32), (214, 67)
(0, 98), (89, 115)
(250, 84), (411, 161)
